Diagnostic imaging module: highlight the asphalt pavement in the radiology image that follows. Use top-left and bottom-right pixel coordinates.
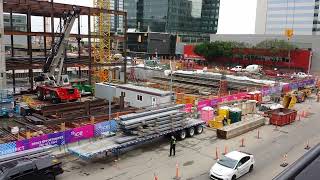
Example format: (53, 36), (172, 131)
(58, 97), (320, 180)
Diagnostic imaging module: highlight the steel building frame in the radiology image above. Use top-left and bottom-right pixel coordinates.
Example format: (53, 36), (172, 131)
(3, 0), (128, 92)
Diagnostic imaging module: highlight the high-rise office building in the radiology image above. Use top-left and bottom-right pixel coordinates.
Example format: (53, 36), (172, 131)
(124, 0), (220, 39)
(256, 0), (320, 35)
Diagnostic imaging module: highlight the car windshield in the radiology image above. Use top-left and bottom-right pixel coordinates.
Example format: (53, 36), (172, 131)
(217, 156), (238, 169)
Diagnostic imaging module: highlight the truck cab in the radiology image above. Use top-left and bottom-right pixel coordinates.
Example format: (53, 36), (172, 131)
(0, 155), (63, 180)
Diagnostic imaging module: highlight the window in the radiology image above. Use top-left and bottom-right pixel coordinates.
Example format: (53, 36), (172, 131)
(237, 156), (250, 167)
(121, 92), (126, 97)
(137, 95), (143, 101)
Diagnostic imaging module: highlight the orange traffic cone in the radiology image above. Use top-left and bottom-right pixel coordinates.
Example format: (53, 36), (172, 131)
(215, 147), (219, 160)
(305, 140), (311, 150)
(223, 146), (228, 155)
(240, 138), (245, 147)
(154, 173), (159, 180)
(175, 163), (180, 180)
(280, 154), (288, 167)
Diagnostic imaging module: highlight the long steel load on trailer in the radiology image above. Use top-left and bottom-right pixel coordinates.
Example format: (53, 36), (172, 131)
(0, 146), (63, 180)
(68, 105), (205, 160)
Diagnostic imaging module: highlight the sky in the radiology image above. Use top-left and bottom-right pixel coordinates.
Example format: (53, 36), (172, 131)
(39, 0), (258, 34)
(217, 0), (257, 34)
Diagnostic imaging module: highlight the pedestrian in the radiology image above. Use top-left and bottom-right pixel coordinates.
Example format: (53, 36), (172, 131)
(223, 115), (228, 126)
(169, 136), (176, 156)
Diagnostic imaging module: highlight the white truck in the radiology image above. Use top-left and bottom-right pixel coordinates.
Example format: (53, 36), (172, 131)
(291, 72), (312, 79)
(244, 65), (262, 73)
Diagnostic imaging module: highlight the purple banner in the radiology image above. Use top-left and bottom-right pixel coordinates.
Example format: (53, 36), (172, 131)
(65, 124), (94, 143)
(16, 139), (29, 152)
(15, 132), (65, 151)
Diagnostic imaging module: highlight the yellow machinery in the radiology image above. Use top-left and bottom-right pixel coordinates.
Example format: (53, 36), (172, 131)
(300, 87), (312, 97)
(283, 93), (297, 109)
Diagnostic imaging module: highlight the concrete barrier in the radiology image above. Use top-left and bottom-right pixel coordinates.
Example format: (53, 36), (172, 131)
(216, 115), (265, 139)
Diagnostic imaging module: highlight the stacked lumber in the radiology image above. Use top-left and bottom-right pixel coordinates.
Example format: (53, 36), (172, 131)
(119, 105), (187, 137)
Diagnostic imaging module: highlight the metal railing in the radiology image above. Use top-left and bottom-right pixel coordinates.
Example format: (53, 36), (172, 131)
(273, 143), (320, 180)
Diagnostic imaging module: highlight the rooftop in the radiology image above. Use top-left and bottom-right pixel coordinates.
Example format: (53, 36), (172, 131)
(98, 83), (173, 97)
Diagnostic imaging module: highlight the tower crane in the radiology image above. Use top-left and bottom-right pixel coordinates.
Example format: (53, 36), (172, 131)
(35, 6), (81, 103)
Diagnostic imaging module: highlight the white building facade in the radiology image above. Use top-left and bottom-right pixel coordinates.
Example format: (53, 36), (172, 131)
(256, 0), (320, 35)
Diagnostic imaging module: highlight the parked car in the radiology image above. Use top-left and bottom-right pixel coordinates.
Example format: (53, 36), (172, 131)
(209, 151), (255, 180)
(230, 66), (243, 72)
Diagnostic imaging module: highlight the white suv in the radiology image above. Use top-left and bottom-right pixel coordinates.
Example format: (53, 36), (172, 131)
(209, 151), (255, 180)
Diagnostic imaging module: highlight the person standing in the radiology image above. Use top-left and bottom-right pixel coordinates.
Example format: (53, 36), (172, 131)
(169, 136), (176, 156)
(223, 115), (228, 126)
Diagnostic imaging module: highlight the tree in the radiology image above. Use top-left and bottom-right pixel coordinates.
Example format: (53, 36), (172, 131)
(194, 41), (252, 65)
(255, 39), (297, 50)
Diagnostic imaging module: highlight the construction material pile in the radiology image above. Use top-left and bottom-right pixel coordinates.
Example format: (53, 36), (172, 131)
(25, 99), (114, 125)
(119, 105), (187, 137)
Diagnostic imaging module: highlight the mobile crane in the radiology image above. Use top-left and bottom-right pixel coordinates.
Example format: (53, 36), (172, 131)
(0, 147), (63, 180)
(35, 6), (81, 104)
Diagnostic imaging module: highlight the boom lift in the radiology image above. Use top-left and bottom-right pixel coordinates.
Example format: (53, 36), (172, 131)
(35, 7), (81, 103)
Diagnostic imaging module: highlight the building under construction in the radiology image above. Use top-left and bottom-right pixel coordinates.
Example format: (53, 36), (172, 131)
(3, 0), (128, 93)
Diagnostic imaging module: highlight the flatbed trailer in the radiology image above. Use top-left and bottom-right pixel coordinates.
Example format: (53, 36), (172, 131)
(68, 118), (205, 160)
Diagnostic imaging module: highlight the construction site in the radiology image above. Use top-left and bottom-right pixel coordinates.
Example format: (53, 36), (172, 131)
(0, 0), (320, 180)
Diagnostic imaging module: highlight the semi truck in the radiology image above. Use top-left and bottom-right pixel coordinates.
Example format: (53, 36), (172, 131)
(0, 147), (63, 180)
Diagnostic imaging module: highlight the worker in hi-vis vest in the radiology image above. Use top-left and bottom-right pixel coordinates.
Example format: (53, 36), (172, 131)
(169, 136), (176, 156)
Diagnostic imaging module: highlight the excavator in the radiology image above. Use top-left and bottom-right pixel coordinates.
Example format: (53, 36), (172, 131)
(34, 6), (81, 104)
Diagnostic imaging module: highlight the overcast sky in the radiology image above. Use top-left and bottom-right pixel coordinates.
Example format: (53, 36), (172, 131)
(49, 0), (257, 34)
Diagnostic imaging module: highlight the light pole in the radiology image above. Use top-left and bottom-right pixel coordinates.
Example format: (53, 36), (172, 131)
(170, 60), (173, 104)
(108, 70), (112, 120)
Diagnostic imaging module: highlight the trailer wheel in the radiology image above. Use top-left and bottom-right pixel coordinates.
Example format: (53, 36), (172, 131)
(178, 130), (187, 140)
(50, 92), (60, 104)
(195, 125), (203, 134)
(45, 173), (55, 180)
(187, 127), (195, 137)
(8, 113), (14, 118)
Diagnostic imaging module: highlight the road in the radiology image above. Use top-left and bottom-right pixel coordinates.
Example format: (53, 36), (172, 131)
(58, 98), (320, 180)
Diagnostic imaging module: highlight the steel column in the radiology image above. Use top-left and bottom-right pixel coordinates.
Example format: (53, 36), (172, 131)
(50, 0), (54, 42)
(43, 16), (47, 57)
(10, 9), (15, 93)
(78, 16), (81, 79)
(123, 13), (128, 84)
(27, 7), (33, 90)
(88, 8), (92, 84)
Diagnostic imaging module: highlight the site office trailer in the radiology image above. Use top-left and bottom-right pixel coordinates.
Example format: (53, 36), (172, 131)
(95, 83), (172, 108)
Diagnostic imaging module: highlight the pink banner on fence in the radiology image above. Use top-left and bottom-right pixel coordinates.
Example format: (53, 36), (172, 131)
(65, 124), (94, 143)
(197, 100), (211, 110)
(185, 104), (193, 113)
